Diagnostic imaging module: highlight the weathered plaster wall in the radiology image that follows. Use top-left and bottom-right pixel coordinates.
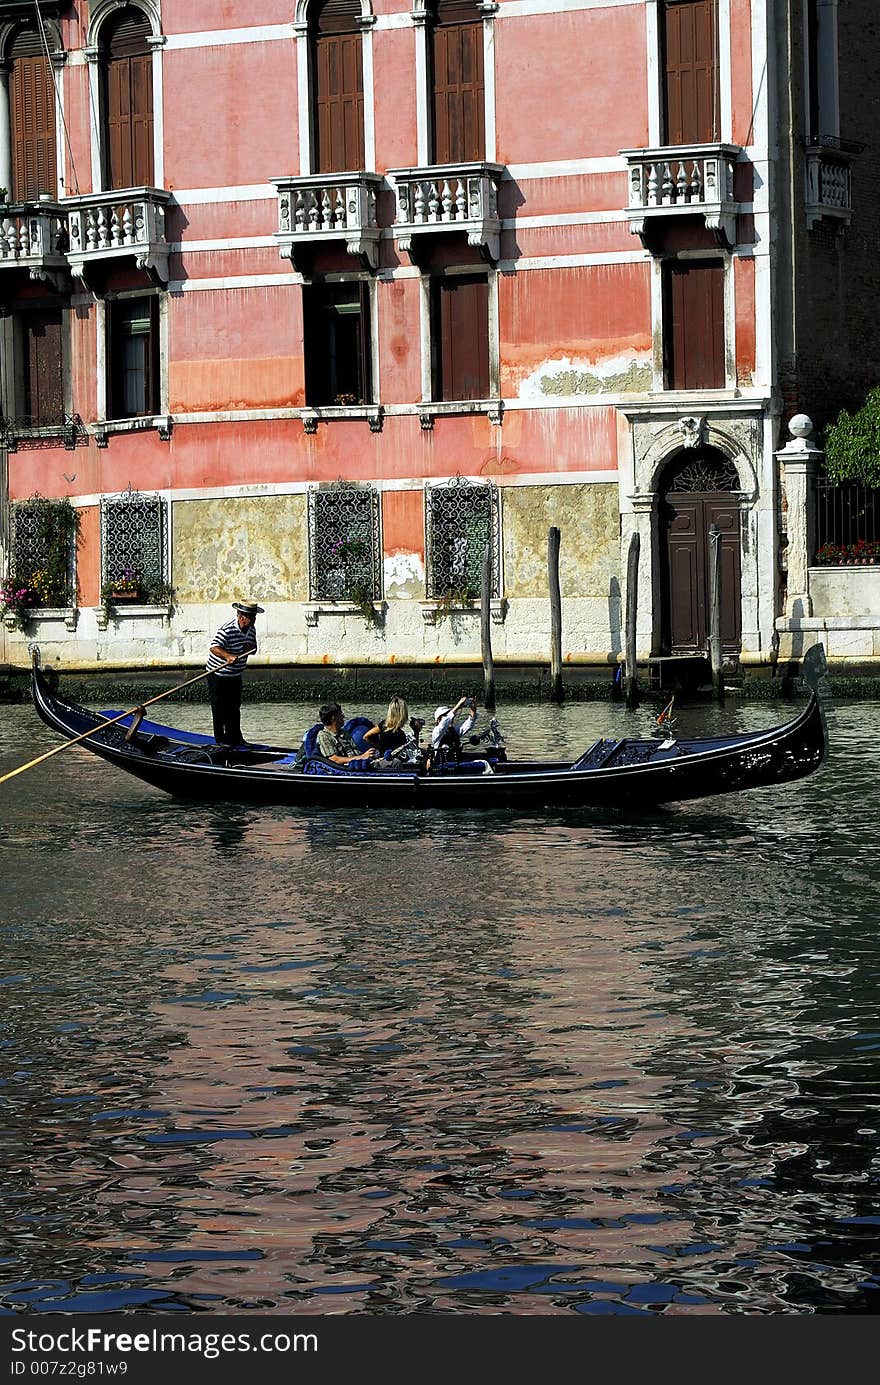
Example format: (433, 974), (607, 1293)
(502, 484), (619, 598)
(172, 495), (309, 603)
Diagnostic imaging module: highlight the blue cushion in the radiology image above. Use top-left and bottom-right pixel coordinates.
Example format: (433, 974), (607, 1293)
(301, 723), (323, 758)
(343, 715), (376, 751)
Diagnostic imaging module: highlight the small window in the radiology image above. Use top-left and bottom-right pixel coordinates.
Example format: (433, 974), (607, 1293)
(101, 491), (167, 600)
(308, 482), (380, 603)
(662, 258), (725, 390)
(303, 281), (372, 406)
(107, 296), (159, 418)
(426, 476), (499, 600)
(15, 308), (64, 429)
(430, 273), (489, 401)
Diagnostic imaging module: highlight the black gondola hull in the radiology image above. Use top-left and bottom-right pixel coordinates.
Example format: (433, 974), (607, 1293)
(29, 658), (827, 810)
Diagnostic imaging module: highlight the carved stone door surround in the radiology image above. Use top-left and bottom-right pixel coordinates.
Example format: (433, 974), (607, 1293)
(618, 402), (771, 660)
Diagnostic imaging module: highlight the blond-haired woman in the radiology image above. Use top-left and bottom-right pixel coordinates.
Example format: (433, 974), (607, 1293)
(363, 695), (415, 759)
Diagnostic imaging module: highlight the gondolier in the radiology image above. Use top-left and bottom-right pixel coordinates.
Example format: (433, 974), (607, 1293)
(206, 600), (264, 746)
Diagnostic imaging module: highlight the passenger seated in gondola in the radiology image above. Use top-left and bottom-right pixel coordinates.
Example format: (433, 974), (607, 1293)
(427, 695), (477, 769)
(316, 703), (377, 767)
(362, 696), (417, 763)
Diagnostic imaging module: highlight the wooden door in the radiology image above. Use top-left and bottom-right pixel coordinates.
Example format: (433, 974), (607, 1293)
(104, 10), (153, 189)
(10, 28), (56, 201)
(662, 490), (741, 653)
(313, 0), (365, 174)
(431, 2), (485, 164)
(662, 0), (720, 145)
(664, 258), (725, 390)
(433, 274), (489, 401)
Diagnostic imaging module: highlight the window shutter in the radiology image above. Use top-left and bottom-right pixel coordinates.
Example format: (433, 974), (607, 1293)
(10, 29), (57, 201)
(23, 310), (64, 427)
(665, 260), (725, 390)
(430, 3), (485, 163)
(313, 32), (364, 171)
(662, 1), (720, 145)
(104, 8), (153, 189)
(435, 275), (489, 401)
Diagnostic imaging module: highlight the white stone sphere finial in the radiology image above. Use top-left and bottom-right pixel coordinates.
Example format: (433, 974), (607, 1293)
(789, 413), (813, 440)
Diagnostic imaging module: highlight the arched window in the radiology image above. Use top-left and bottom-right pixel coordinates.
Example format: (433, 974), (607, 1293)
(311, 0), (365, 173)
(100, 5), (153, 189)
(429, 0), (484, 164)
(8, 24), (56, 200)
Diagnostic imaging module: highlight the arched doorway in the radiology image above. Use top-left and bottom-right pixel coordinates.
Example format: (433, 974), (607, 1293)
(660, 447), (742, 654)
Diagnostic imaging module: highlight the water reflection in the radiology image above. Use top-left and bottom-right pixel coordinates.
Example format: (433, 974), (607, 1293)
(0, 697), (878, 1313)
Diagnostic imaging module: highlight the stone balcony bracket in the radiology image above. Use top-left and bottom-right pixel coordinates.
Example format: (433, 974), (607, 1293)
(805, 145), (853, 230)
(64, 188), (172, 287)
(305, 600), (386, 627)
(272, 173), (384, 274)
(7, 605), (79, 633)
(387, 162), (505, 264)
(417, 399), (503, 425)
(421, 597), (507, 625)
(0, 199), (70, 288)
(620, 143), (743, 249)
(301, 405), (383, 432)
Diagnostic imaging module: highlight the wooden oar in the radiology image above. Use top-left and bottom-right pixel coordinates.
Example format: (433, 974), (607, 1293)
(0, 668), (213, 788)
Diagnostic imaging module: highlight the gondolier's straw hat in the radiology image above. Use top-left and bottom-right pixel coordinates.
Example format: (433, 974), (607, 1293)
(232, 600), (264, 615)
(434, 705), (451, 722)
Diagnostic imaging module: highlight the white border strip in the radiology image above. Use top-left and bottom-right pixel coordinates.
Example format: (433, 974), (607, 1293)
(69, 469), (622, 508)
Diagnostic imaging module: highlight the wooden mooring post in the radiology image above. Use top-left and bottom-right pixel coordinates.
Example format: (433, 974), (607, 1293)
(548, 525), (563, 703)
(708, 523), (724, 703)
(481, 543), (496, 710)
(624, 530), (640, 710)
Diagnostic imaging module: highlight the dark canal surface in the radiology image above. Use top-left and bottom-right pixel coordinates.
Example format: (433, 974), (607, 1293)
(0, 693), (878, 1316)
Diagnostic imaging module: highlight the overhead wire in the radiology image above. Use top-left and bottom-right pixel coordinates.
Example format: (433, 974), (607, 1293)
(33, 0), (80, 195)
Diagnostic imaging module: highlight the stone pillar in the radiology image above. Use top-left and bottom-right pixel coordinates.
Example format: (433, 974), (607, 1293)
(621, 491), (655, 656)
(776, 414), (823, 618)
(0, 66), (11, 200)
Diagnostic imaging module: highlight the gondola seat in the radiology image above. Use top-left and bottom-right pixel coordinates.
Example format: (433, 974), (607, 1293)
(343, 715), (376, 751)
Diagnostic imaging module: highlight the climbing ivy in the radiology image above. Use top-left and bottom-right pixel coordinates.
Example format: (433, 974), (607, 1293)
(824, 386), (880, 486)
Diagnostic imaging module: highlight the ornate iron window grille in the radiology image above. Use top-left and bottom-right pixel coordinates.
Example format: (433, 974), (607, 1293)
(425, 476), (500, 600)
(308, 482), (381, 603)
(10, 505), (76, 605)
(101, 490), (167, 595)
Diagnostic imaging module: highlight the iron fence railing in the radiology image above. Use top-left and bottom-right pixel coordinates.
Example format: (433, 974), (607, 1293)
(814, 479), (880, 563)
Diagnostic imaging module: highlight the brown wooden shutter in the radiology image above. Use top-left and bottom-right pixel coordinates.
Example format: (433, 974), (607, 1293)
(104, 9), (153, 189)
(664, 259), (725, 390)
(313, 0), (364, 172)
(23, 309), (64, 427)
(662, 0), (719, 144)
(434, 274), (489, 401)
(431, 2), (485, 163)
(10, 28), (57, 201)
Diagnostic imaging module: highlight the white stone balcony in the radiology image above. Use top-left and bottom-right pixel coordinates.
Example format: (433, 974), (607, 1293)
(272, 173), (384, 273)
(64, 188), (172, 285)
(0, 199), (69, 287)
(805, 145), (852, 229)
(621, 143), (743, 248)
(387, 162), (504, 264)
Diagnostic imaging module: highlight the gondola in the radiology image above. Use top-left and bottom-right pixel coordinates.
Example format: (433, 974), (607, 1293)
(28, 648), (827, 809)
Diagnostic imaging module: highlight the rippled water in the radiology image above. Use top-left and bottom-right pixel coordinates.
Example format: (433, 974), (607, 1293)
(0, 693), (878, 1315)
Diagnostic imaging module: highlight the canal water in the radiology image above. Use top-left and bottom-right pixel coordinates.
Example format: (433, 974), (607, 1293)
(0, 693), (878, 1316)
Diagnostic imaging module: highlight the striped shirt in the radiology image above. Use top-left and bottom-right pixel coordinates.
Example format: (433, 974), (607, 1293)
(206, 618), (257, 677)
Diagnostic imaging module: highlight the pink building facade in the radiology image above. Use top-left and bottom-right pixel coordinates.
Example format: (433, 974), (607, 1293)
(1, 0), (877, 671)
